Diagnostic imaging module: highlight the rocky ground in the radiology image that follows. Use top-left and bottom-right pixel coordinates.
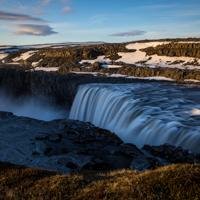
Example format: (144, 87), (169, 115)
(0, 111), (199, 174)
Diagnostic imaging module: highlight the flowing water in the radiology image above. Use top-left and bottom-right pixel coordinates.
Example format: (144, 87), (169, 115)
(70, 83), (200, 153)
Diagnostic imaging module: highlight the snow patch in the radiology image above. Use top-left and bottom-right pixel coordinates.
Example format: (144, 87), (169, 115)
(34, 67), (59, 72)
(70, 71), (99, 76)
(184, 79), (200, 83)
(117, 41), (200, 69)
(126, 42), (170, 50)
(80, 56), (111, 65)
(32, 59), (43, 67)
(13, 50), (37, 62)
(102, 64), (122, 68)
(126, 76), (174, 81)
(0, 53), (8, 60)
(109, 74), (127, 78)
(118, 51), (147, 65)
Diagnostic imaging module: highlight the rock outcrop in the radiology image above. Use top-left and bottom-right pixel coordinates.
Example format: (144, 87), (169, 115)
(142, 42), (200, 58)
(0, 111), (199, 173)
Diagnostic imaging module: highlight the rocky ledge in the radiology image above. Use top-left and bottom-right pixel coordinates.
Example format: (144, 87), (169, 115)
(0, 111), (199, 173)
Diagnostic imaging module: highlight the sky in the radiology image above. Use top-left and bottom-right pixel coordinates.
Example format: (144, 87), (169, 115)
(0, 0), (200, 45)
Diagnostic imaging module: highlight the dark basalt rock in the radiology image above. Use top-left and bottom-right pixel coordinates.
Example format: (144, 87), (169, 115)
(20, 43), (135, 69)
(0, 68), (144, 106)
(0, 111), (200, 172)
(130, 156), (164, 171)
(29, 116), (200, 172)
(0, 111), (14, 119)
(142, 42), (200, 58)
(142, 144), (200, 164)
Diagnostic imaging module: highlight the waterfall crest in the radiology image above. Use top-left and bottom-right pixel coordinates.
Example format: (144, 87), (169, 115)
(70, 83), (200, 153)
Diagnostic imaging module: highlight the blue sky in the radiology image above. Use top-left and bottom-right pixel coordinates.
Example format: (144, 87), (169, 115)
(0, 0), (200, 45)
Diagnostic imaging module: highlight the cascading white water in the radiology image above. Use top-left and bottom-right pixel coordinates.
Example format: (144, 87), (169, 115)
(69, 83), (200, 153)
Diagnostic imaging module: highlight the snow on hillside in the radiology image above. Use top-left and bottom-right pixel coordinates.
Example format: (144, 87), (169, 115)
(80, 56), (111, 65)
(102, 64), (122, 68)
(12, 51), (38, 62)
(117, 42), (200, 69)
(126, 42), (170, 50)
(79, 41), (200, 70)
(32, 59), (43, 67)
(0, 53), (8, 60)
(80, 56), (123, 69)
(33, 67), (59, 72)
(184, 79), (200, 83)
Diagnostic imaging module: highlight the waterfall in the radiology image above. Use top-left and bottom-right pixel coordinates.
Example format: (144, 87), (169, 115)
(69, 83), (200, 153)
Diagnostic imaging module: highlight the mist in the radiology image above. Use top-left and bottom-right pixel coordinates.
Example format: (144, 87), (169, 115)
(0, 89), (67, 121)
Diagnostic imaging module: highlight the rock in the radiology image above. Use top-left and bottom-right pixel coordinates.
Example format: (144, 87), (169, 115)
(31, 120), (138, 170)
(48, 134), (62, 143)
(142, 144), (200, 164)
(2, 68), (199, 110)
(57, 153), (93, 170)
(82, 158), (111, 170)
(35, 134), (48, 140)
(130, 156), (164, 171)
(0, 111), (13, 119)
(92, 62), (101, 70)
(118, 143), (144, 157)
(1, 111), (200, 173)
(33, 140), (52, 155)
(130, 156), (152, 171)
(30, 120), (200, 171)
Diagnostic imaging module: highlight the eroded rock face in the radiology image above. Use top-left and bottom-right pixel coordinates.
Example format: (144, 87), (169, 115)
(0, 68), (151, 106)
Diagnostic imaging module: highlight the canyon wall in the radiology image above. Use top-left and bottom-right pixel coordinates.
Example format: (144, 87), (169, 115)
(0, 68), (139, 106)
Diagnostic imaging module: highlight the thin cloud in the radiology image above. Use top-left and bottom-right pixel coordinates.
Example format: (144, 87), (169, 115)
(41, 0), (52, 6)
(39, 0), (72, 14)
(62, 6), (72, 14)
(15, 24), (57, 36)
(138, 3), (177, 10)
(0, 10), (46, 22)
(110, 30), (146, 37)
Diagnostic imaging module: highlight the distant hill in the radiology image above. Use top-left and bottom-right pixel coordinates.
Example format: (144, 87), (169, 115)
(1, 38), (200, 83)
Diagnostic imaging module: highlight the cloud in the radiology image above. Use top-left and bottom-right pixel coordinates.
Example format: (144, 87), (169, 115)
(41, 0), (52, 6)
(62, 6), (72, 14)
(110, 30), (146, 37)
(15, 24), (57, 36)
(0, 10), (45, 22)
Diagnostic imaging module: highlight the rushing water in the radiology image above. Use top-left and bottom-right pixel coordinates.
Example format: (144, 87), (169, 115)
(70, 83), (200, 153)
